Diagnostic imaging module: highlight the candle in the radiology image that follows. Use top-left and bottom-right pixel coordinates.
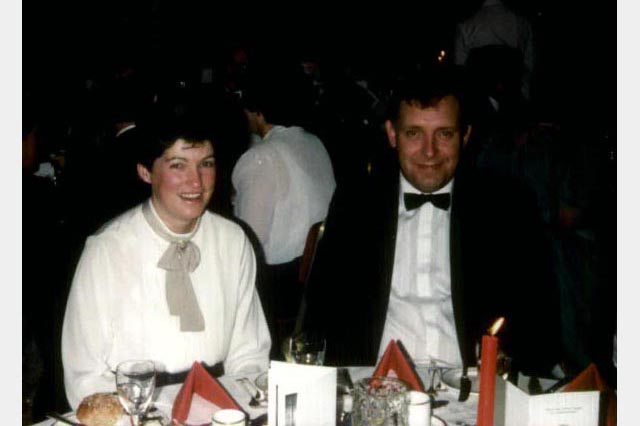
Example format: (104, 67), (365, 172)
(476, 317), (504, 426)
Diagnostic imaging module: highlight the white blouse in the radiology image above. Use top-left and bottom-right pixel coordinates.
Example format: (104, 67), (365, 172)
(62, 201), (271, 408)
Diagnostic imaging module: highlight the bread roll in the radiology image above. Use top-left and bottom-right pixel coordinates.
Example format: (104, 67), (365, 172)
(76, 392), (124, 426)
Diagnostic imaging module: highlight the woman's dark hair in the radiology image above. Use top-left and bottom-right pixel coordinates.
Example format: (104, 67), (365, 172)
(135, 98), (220, 170)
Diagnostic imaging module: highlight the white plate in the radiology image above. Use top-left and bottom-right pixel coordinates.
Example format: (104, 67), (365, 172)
(53, 410), (169, 425)
(441, 367), (479, 395)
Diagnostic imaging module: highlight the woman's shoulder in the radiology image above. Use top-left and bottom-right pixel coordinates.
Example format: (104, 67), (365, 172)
(88, 204), (146, 248)
(199, 210), (248, 241)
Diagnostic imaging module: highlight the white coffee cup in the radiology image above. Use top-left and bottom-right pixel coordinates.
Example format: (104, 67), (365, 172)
(407, 391), (431, 426)
(212, 408), (246, 426)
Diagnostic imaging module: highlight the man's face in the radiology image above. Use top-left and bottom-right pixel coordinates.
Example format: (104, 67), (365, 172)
(138, 139), (216, 233)
(385, 96), (471, 193)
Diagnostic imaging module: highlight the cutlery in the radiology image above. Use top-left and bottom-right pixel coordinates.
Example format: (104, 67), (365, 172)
(458, 370), (471, 402)
(46, 412), (85, 426)
(426, 361), (438, 396)
(431, 399), (449, 409)
(236, 377), (264, 407)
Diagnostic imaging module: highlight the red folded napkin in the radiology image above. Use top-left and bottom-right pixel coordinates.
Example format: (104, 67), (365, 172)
(171, 362), (242, 426)
(563, 363), (616, 426)
(373, 340), (424, 391)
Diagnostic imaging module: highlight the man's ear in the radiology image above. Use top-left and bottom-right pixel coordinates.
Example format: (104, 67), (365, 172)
(137, 163), (152, 184)
(462, 125), (472, 148)
(385, 120), (398, 149)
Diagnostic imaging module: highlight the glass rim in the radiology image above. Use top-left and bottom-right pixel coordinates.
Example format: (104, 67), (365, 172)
(355, 376), (410, 393)
(115, 359), (156, 373)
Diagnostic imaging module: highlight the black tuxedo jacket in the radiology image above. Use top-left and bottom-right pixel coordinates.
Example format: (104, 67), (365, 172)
(300, 153), (562, 375)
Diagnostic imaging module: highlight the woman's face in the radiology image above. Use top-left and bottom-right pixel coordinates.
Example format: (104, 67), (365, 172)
(138, 139), (216, 233)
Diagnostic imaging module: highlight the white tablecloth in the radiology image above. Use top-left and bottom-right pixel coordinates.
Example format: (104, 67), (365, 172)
(32, 365), (478, 426)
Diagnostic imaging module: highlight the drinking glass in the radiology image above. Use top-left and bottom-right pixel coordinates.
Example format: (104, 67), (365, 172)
(116, 360), (156, 426)
(352, 376), (409, 426)
(287, 332), (326, 365)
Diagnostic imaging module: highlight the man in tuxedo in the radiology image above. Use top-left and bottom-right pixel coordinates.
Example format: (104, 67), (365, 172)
(299, 67), (562, 377)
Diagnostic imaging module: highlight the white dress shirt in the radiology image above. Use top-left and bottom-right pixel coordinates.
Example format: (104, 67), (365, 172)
(232, 125), (336, 265)
(62, 201), (271, 408)
(378, 174), (462, 366)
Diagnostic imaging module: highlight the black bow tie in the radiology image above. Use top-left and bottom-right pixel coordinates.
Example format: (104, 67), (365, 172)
(404, 192), (451, 211)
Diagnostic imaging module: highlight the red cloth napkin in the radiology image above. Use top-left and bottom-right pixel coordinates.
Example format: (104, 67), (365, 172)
(563, 363), (616, 426)
(171, 362), (242, 426)
(373, 340), (424, 391)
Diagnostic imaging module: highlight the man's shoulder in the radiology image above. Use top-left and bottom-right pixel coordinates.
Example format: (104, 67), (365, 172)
(232, 143), (281, 178)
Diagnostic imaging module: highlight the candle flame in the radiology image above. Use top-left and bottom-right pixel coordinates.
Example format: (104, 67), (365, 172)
(489, 317), (505, 336)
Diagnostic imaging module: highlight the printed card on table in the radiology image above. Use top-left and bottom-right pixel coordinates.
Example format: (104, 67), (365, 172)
(267, 360), (337, 426)
(494, 376), (600, 426)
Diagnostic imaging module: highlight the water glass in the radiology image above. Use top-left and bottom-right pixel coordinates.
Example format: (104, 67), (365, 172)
(288, 332), (326, 365)
(352, 376), (409, 426)
(116, 360), (156, 426)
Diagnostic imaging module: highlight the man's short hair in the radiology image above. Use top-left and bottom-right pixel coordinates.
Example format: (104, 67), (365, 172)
(386, 65), (471, 128)
(135, 99), (220, 171)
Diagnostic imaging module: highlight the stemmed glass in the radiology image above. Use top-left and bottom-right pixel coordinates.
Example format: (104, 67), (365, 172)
(286, 331), (326, 365)
(116, 360), (156, 426)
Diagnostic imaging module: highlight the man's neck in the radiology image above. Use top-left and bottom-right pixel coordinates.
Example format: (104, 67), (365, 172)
(259, 123), (274, 139)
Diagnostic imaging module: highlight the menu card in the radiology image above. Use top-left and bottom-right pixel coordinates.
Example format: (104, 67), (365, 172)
(267, 360), (337, 426)
(495, 376), (600, 426)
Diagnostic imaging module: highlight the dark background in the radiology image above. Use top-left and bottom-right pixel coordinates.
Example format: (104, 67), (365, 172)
(23, 0), (615, 129)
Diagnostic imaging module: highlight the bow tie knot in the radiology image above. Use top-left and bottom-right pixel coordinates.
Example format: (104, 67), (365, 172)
(404, 192), (451, 211)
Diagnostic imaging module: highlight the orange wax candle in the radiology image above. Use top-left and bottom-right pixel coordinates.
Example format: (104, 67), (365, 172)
(476, 334), (498, 426)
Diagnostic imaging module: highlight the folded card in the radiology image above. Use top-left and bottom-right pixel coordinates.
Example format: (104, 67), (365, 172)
(495, 375), (600, 426)
(267, 361), (337, 426)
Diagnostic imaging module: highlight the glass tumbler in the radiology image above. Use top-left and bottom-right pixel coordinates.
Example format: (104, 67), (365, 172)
(352, 376), (409, 426)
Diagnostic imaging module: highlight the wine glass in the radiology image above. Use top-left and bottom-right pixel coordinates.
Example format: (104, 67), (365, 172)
(116, 360), (156, 426)
(287, 331), (326, 365)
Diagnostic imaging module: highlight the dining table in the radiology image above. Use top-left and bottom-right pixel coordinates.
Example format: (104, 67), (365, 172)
(32, 364), (480, 426)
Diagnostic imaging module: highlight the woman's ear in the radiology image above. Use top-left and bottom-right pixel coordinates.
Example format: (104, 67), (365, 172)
(137, 163), (152, 184)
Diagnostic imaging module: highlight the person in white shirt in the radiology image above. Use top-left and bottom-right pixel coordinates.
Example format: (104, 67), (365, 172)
(454, 0), (535, 99)
(62, 101), (271, 409)
(232, 77), (336, 358)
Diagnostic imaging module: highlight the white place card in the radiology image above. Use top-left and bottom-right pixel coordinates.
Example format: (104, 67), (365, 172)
(267, 361), (337, 426)
(495, 377), (600, 426)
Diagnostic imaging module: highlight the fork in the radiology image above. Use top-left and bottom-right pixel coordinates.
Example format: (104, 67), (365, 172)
(426, 361), (438, 396)
(236, 377), (263, 407)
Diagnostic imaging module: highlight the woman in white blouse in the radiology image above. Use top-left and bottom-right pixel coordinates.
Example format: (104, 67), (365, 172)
(61, 102), (271, 409)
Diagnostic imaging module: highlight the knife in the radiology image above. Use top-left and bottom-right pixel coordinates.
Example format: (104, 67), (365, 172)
(46, 412), (85, 426)
(458, 368), (471, 402)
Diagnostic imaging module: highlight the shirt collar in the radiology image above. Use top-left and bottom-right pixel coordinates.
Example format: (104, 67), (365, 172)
(399, 173), (454, 212)
(147, 198), (200, 240)
(262, 125), (286, 142)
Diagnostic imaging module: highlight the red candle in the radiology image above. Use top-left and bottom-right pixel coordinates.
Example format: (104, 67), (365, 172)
(477, 335), (498, 426)
(477, 317), (503, 426)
